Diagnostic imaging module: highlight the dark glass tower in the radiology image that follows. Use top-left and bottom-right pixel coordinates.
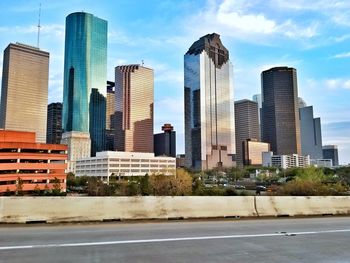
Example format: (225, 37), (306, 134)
(234, 99), (260, 167)
(323, 145), (339, 166)
(184, 33), (235, 170)
(261, 67), (301, 155)
(47, 102), (63, 144)
(62, 12), (107, 156)
(154, 124), (176, 157)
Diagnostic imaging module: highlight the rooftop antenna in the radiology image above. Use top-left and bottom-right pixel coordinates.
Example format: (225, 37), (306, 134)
(37, 3), (41, 48)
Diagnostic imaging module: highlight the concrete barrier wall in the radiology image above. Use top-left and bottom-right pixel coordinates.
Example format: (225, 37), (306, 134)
(0, 196), (349, 223)
(0, 196), (257, 223)
(255, 196), (350, 217)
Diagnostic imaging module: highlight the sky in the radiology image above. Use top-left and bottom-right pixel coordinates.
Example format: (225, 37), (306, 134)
(0, 0), (349, 164)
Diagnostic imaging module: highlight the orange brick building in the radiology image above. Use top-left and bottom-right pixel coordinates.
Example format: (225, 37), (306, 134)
(0, 130), (68, 194)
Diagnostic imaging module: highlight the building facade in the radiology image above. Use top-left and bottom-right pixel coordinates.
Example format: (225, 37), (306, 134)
(0, 43), (49, 143)
(234, 99), (260, 166)
(62, 12), (107, 157)
(154, 124), (176, 157)
(115, 65), (154, 153)
(184, 33), (235, 170)
(252, 94), (262, 138)
(106, 81), (115, 151)
(322, 145), (339, 166)
(263, 152), (310, 169)
(60, 131), (90, 173)
(261, 67), (301, 155)
(242, 139), (270, 166)
(47, 102), (63, 144)
(75, 151), (176, 182)
(310, 159), (333, 168)
(299, 106), (323, 159)
(0, 130), (67, 194)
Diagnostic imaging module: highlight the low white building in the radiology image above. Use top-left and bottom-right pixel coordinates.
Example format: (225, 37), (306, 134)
(75, 151), (176, 182)
(310, 159), (333, 168)
(263, 152), (310, 169)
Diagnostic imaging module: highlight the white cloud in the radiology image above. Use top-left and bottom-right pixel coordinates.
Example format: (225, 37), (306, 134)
(185, 0), (318, 45)
(331, 51), (350, 59)
(325, 78), (350, 90)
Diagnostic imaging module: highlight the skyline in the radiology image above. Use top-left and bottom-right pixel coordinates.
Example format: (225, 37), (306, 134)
(0, 0), (349, 164)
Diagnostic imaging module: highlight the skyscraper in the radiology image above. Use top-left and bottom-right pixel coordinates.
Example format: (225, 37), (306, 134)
(0, 43), (49, 143)
(184, 33), (235, 170)
(234, 99), (260, 167)
(115, 65), (154, 153)
(47, 102), (63, 144)
(154, 124), (176, 157)
(323, 145), (339, 166)
(62, 12), (107, 158)
(252, 94), (262, 138)
(261, 67), (301, 155)
(299, 106), (323, 159)
(106, 81), (115, 151)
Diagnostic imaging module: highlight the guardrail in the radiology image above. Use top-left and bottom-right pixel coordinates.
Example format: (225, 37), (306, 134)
(0, 196), (349, 223)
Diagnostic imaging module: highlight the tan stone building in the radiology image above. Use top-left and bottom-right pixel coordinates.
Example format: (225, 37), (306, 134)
(115, 65), (154, 153)
(0, 43), (49, 143)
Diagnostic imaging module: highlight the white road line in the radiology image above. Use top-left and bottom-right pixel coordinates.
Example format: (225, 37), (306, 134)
(1, 229), (350, 251)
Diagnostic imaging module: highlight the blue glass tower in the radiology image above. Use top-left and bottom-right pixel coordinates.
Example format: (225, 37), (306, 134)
(62, 12), (107, 156)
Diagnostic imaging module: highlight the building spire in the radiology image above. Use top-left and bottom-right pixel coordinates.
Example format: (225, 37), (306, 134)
(37, 3), (41, 48)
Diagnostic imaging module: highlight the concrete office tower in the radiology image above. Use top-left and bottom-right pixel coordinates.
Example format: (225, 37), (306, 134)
(62, 12), (107, 158)
(234, 99), (260, 167)
(261, 67), (301, 155)
(154, 124), (176, 157)
(47, 102), (63, 144)
(115, 65), (154, 153)
(299, 106), (322, 159)
(106, 81), (115, 151)
(184, 33), (235, 170)
(0, 43), (49, 143)
(323, 145), (339, 166)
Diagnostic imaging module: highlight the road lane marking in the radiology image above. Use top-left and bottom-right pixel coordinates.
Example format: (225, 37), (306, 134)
(1, 229), (350, 251)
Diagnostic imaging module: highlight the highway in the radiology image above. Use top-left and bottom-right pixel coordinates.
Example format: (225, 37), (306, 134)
(0, 217), (350, 262)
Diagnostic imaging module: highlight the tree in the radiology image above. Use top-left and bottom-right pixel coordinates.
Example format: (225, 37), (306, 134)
(52, 177), (62, 195)
(33, 184), (41, 196)
(16, 177), (23, 196)
(226, 167), (244, 182)
(140, 174), (151, 195)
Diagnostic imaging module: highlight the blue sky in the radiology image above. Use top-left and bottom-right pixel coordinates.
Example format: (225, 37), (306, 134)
(0, 0), (349, 164)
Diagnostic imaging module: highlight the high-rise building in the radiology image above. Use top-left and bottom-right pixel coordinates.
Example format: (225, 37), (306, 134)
(62, 12), (107, 158)
(234, 99), (260, 167)
(252, 94), (262, 138)
(323, 145), (339, 166)
(0, 43), (49, 143)
(299, 106), (323, 159)
(184, 33), (235, 170)
(154, 124), (176, 157)
(106, 81), (115, 151)
(261, 67), (301, 155)
(47, 102), (63, 144)
(115, 65), (154, 153)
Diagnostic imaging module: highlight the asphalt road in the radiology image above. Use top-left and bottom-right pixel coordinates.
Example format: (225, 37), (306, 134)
(0, 217), (350, 263)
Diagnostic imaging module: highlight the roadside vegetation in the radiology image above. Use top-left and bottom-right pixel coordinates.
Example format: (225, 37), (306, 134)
(65, 166), (350, 196)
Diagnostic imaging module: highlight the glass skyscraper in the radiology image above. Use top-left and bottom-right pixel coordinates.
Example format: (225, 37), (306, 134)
(62, 12), (107, 156)
(184, 33), (235, 170)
